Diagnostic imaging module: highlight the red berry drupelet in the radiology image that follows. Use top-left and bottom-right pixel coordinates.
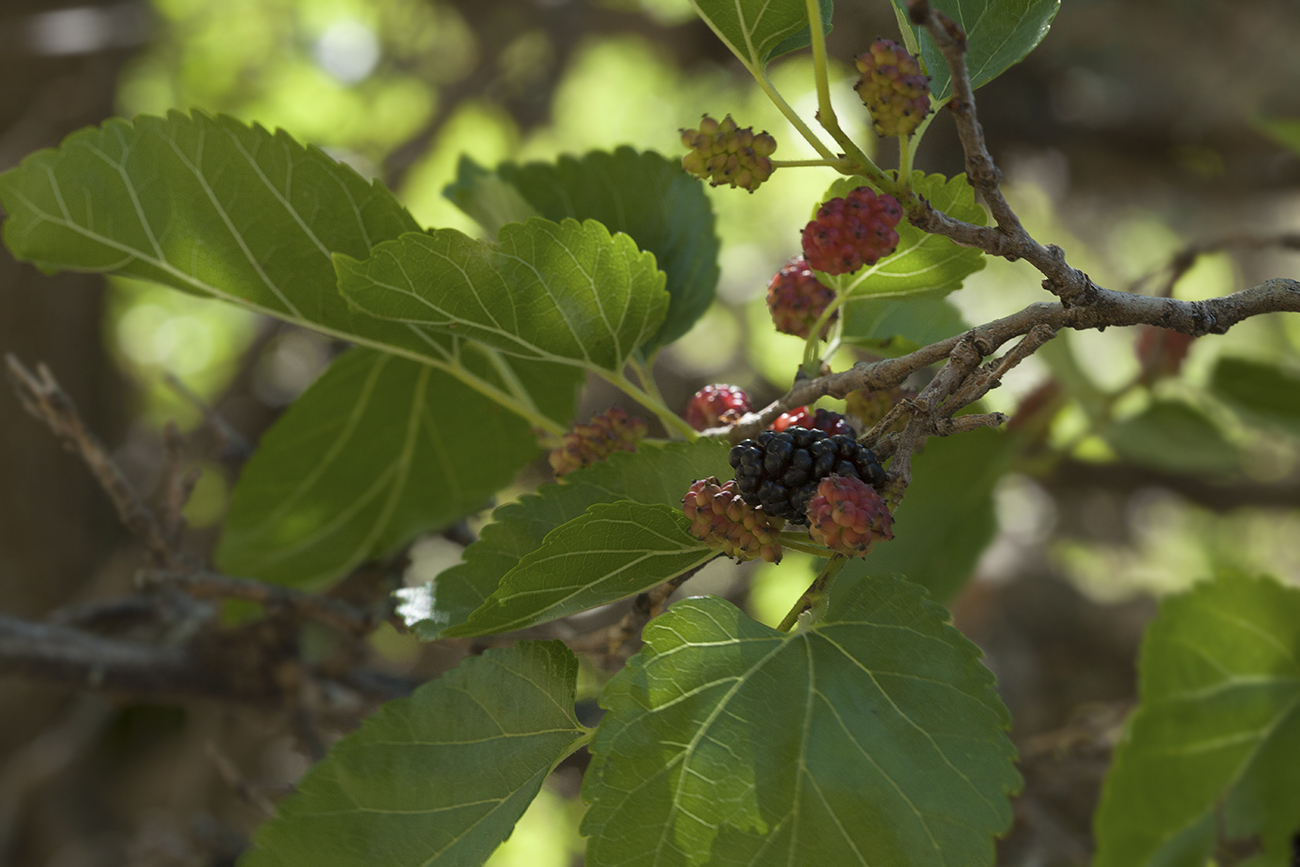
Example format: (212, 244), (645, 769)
(766, 257), (838, 339)
(854, 39), (931, 138)
(682, 477), (784, 563)
(771, 407), (856, 438)
(548, 407), (648, 477)
(806, 474), (894, 556)
(802, 186), (903, 276)
(684, 383), (752, 431)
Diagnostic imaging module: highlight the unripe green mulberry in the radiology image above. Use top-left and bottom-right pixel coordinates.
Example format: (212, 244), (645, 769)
(854, 39), (931, 138)
(682, 477), (784, 563)
(549, 407), (647, 478)
(679, 114), (777, 192)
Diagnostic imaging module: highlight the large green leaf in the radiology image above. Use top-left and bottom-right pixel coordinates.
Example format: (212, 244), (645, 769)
(818, 173), (987, 298)
(399, 439), (732, 639)
(445, 148), (720, 353)
(689, 0), (832, 73)
(1105, 400), (1240, 477)
(890, 0), (1059, 101)
(582, 576), (1020, 867)
(842, 428), (1016, 602)
(1210, 356), (1300, 439)
(1094, 575), (1300, 867)
(0, 111), (582, 429)
(217, 348), (538, 588)
(840, 291), (971, 357)
(241, 641), (589, 867)
(336, 218), (668, 373)
(445, 502), (716, 637)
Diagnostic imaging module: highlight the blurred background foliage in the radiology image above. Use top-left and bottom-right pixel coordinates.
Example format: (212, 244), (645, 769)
(1, 0), (1299, 863)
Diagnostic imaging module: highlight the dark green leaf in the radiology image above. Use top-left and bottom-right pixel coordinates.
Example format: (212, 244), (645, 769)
(447, 502), (715, 637)
(402, 439), (732, 638)
(841, 428), (1017, 602)
(890, 0), (1059, 100)
(240, 641), (588, 867)
(0, 111), (582, 430)
(818, 173), (987, 299)
(217, 348), (538, 588)
(1094, 575), (1300, 867)
(1210, 356), (1300, 438)
(582, 577), (1019, 867)
(840, 291), (970, 356)
(445, 148), (720, 353)
(1105, 400), (1240, 477)
(336, 218), (668, 373)
(689, 0), (832, 71)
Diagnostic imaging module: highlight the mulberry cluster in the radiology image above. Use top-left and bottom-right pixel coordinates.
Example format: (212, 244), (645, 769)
(854, 39), (931, 138)
(680, 114), (777, 192)
(766, 258), (838, 339)
(682, 477), (784, 563)
(729, 428), (886, 525)
(684, 383), (752, 431)
(801, 186), (903, 276)
(771, 407), (856, 438)
(548, 407), (647, 477)
(806, 474), (894, 556)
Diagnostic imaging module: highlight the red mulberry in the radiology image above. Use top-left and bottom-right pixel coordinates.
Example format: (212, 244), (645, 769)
(684, 383), (752, 431)
(805, 474), (894, 556)
(802, 186), (902, 275)
(682, 477), (784, 563)
(766, 257), (837, 339)
(548, 407), (648, 477)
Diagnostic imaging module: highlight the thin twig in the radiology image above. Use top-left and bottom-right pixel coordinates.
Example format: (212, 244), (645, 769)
(942, 324), (1057, 417)
(163, 371), (252, 462)
(137, 570), (387, 635)
(205, 742), (277, 818)
(5, 355), (180, 568)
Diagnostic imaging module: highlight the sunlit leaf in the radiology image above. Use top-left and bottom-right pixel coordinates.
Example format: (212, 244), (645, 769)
(241, 641), (589, 867)
(818, 172), (987, 299)
(336, 218), (668, 373)
(1210, 356), (1300, 439)
(217, 348), (538, 588)
(446, 502), (716, 637)
(404, 439), (732, 638)
(0, 111), (582, 427)
(840, 291), (970, 356)
(839, 428), (1016, 602)
(445, 148), (720, 353)
(1094, 575), (1300, 867)
(890, 0), (1059, 100)
(582, 577), (1020, 867)
(688, 0), (832, 73)
(1105, 400), (1240, 477)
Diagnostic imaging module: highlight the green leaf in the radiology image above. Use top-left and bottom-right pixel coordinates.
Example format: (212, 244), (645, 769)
(818, 173), (987, 299)
(1094, 575), (1300, 867)
(840, 291), (971, 356)
(446, 502), (715, 637)
(1105, 400), (1240, 477)
(841, 428), (1016, 602)
(336, 218), (669, 373)
(582, 577), (1020, 867)
(1210, 356), (1300, 439)
(445, 148), (720, 353)
(0, 111), (583, 431)
(240, 641), (588, 867)
(217, 348), (538, 588)
(890, 0), (1059, 101)
(689, 0), (832, 72)
(1256, 116), (1300, 157)
(402, 439), (732, 638)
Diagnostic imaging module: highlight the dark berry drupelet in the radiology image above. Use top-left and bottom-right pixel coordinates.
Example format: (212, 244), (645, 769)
(728, 427), (885, 524)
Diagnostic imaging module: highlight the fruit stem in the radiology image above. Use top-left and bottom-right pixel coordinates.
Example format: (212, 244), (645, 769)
(751, 72), (840, 162)
(777, 554), (848, 631)
(897, 136), (914, 190)
(601, 369), (700, 441)
(802, 287), (852, 368)
(777, 534), (834, 557)
(803, 0), (893, 190)
(770, 158), (855, 169)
